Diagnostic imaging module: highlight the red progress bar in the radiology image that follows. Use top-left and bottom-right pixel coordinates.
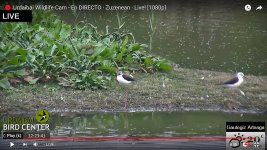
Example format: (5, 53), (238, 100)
(24, 136), (229, 141)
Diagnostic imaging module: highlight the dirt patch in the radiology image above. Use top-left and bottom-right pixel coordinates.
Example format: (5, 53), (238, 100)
(1, 68), (267, 114)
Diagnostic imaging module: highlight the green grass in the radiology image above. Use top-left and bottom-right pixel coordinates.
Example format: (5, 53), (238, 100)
(1, 68), (266, 114)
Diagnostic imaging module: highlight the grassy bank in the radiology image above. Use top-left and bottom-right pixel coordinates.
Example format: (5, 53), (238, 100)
(1, 68), (266, 114)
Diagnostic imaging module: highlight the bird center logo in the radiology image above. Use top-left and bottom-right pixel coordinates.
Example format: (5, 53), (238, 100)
(35, 109), (49, 123)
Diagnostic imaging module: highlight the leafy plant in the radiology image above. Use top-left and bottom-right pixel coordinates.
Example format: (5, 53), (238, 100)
(0, 11), (172, 90)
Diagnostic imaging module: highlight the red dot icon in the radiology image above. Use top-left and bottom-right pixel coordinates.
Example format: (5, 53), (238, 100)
(5, 4), (11, 11)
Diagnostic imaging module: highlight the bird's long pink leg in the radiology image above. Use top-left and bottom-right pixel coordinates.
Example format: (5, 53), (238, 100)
(229, 88), (237, 110)
(125, 87), (128, 108)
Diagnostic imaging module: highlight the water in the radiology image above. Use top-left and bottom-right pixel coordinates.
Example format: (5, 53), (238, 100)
(55, 0), (267, 75)
(48, 111), (266, 137)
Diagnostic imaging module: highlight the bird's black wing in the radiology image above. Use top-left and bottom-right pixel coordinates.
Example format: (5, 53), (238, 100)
(223, 77), (239, 85)
(40, 117), (45, 121)
(122, 74), (136, 81)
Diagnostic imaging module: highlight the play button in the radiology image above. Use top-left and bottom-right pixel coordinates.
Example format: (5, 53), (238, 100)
(10, 142), (14, 147)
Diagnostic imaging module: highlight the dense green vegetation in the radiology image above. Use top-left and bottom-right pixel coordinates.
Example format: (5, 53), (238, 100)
(0, 11), (172, 90)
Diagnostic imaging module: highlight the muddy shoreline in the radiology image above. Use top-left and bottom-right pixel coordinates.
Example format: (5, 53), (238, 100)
(1, 68), (267, 115)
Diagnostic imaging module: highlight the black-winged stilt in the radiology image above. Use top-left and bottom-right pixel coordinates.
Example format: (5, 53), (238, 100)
(117, 71), (136, 108)
(222, 72), (245, 110)
(223, 72), (244, 87)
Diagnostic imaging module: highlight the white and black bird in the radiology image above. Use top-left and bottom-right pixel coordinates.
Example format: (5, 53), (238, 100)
(117, 71), (136, 84)
(223, 72), (244, 87)
(222, 72), (245, 110)
(117, 71), (136, 108)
